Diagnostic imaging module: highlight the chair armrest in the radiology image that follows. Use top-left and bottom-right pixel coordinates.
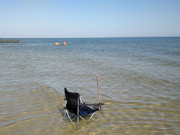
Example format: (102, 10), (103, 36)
(79, 103), (104, 106)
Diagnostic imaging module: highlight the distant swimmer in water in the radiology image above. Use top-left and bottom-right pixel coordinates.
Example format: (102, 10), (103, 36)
(63, 41), (67, 46)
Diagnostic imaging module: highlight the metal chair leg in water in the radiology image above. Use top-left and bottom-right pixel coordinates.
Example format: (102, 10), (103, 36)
(65, 109), (77, 129)
(64, 110), (97, 129)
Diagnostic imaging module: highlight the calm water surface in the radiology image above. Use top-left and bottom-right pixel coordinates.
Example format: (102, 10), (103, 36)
(0, 38), (180, 135)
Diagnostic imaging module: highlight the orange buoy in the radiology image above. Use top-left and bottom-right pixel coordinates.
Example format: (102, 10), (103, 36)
(55, 42), (60, 45)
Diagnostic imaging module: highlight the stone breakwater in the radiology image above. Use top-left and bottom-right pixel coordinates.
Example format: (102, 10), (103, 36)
(0, 40), (19, 43)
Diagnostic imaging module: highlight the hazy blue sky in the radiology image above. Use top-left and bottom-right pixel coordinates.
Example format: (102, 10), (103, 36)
(0, 0), (180, 38)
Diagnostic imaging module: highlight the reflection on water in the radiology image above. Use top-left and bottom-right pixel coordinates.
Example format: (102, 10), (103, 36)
(0, 38), (180, 135)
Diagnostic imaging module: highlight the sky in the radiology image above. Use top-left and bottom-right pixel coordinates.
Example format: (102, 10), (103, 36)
(0, 0), (180, 38)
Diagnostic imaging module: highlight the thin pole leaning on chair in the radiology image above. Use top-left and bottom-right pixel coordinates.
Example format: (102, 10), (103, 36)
(96, 74), (102, 111)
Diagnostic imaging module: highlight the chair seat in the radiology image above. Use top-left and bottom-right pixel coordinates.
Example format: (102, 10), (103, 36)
(79, 105), (98, 116)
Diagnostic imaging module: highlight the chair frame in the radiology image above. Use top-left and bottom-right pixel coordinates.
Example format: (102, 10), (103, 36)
(63, 89), (103, 129)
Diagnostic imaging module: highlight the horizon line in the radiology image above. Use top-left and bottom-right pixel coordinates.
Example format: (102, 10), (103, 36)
(1, 36), (180, 39)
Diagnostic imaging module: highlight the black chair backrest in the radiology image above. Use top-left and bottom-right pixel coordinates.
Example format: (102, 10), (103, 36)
(64, 88), (80, 114)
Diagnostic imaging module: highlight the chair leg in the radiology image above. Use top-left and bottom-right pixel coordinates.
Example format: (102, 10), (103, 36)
(88, 112), (95, 121)
(64, 110), (96, 128)
(77, 115), (79, 129)
(79, 112), (96, 127)
(65, 109), (77, 129)
(77, 97), (80, 129)
(79, 115), (86, 121)
(90, 112), (95, 118)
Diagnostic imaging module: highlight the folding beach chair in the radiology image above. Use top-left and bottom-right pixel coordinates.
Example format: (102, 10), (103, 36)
(63, 88), (104, 129)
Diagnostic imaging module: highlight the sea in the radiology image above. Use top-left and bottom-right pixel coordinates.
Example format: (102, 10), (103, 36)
(0, 37), (180, 135)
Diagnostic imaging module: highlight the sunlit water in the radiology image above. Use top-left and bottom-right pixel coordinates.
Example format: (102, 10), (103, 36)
(0, 38), (180, 135)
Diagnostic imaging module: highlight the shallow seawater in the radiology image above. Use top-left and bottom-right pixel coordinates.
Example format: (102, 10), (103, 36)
(0, 38), (180, 135)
